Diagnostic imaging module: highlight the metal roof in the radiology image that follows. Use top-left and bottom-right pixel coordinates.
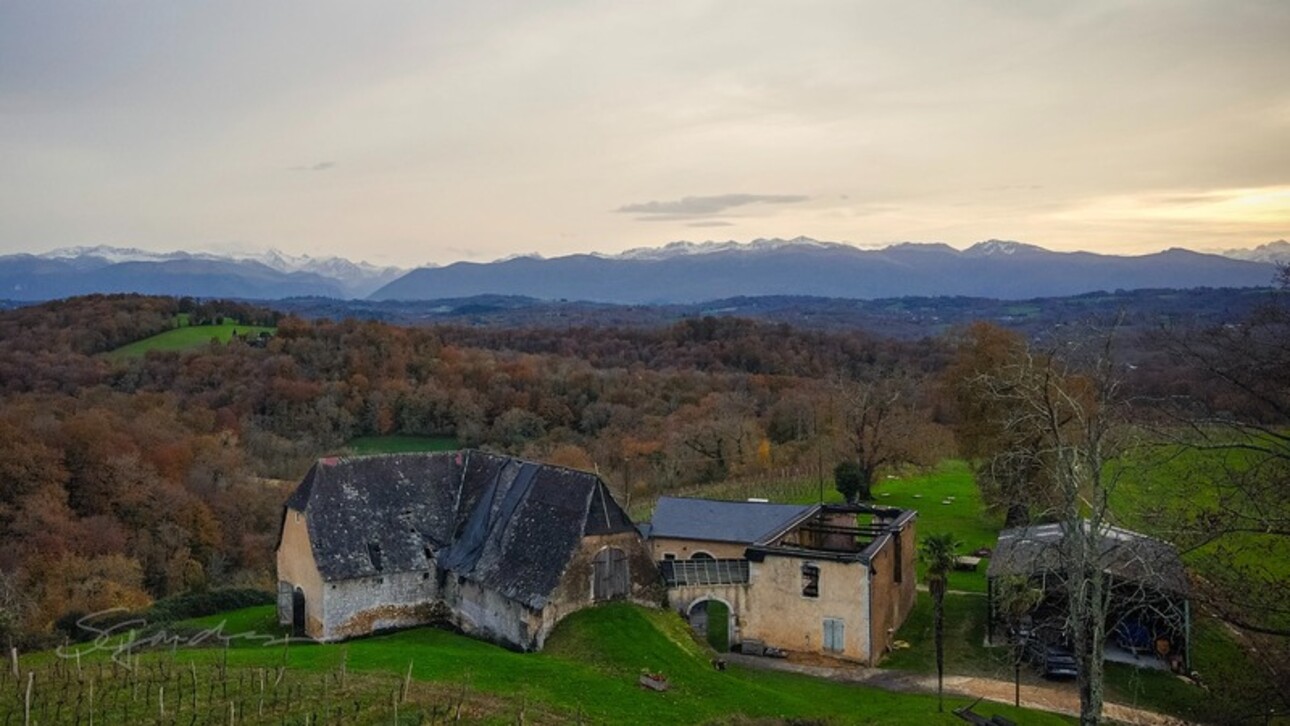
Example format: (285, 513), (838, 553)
(648, 497), (817, 545)
(987, 521), (1189, 595)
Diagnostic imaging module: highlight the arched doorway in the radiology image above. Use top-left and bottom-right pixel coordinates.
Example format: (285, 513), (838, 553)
(291, 587), (306, 638)
(592, 547), (629, 601)
(687, 598), (731, 652)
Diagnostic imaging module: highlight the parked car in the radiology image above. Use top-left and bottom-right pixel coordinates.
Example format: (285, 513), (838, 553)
(1022, 637), (1079, 679)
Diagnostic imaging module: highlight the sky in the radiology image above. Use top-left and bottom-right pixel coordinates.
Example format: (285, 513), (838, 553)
(2, 1), (1288, 266)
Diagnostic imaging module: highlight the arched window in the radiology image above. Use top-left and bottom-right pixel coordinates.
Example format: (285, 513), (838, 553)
(690, 551), (715, 560)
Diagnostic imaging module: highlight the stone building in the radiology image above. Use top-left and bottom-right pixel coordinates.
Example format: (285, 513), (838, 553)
(642, 497), (917, 665)
(276, 450), (662, 649)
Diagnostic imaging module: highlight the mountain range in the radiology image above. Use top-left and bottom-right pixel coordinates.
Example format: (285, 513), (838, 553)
(1, 246), (403, 300)
(0, 238), (1282, 303)
(371, 238), (1282, 303)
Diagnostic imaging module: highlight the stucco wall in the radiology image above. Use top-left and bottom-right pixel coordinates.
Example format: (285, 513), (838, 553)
(865, 518), (918, 664)
(276, 507), (326, 638)
(666, 583), (750, 644)
(741, 555), (871, 662)
(649, 537), (748, 560)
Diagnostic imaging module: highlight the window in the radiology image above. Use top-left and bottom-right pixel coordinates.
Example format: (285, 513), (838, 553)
(663, 553), (676, 561)
(691, 551), (715, 560)
(802, 563), (820, 598)
(823, 618), (845, 653)
(893, 532), (903, 584)
(367, 542), (383, 572)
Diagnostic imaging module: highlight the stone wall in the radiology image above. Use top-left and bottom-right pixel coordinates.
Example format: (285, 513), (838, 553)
(323, 570), (440, 641)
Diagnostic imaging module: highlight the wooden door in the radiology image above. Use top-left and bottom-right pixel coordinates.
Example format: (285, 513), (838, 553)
(593, 547), (629, 601)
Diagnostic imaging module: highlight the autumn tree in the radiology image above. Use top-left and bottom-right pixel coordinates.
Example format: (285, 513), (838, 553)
(835, 375), (947, 500)
(944, 322), (1056, 526)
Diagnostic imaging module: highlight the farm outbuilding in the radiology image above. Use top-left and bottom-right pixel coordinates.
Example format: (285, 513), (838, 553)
(276, 450), (663, 649)
(643, 497), (918, 665)
(986, 521), (1191, 671)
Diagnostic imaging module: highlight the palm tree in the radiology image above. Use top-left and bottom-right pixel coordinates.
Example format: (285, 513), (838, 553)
(920, 531), (962, 712)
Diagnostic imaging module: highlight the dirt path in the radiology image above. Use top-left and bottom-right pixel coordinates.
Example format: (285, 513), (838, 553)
(724, 653), (1192, 725)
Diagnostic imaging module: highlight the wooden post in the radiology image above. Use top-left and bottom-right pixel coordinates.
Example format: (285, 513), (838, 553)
(23, 671), (32, 726)
(9, 648), (16, 681)
(402, 661), (413, 703)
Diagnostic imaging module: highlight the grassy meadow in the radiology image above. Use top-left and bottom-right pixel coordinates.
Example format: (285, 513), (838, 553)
(107, 322), (276, 359)
(10, 603), (1067, 725)
(344, 436), (459, 455)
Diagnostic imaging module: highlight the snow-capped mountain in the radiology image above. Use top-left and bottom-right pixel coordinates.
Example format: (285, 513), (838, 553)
(963, 239), (1049, 256)
(247, 250), (405, 297)
(1220, 240), (1290, 265)
(31, 246), (406, 298)
(373, 237), (1280, 303)
(605, 236), (851, 261)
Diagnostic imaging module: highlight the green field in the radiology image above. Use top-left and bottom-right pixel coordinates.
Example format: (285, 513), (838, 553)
(108, 323), (276, 359)
(758, 461), (1000, 592)
(12, 603), (1064, 725)
(345, 435), (459, 455)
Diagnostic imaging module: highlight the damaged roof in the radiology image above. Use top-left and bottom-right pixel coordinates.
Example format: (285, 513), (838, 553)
(284, 450), (636, 609)
(987, 521), (1189, 596)
(648, 497), (816, 544)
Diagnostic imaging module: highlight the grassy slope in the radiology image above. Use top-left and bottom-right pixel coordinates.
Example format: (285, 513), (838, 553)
(344, 435), (459, 455)
(107, 323), (276, 359)
(1110, 444), (1290, 597)
(163, 604), (1065, 725)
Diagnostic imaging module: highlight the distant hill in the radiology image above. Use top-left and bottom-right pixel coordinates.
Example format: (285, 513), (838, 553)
(372, 238), (1280, 303)
(0, 246), (406, 300)
(276, 287), (1277, 340)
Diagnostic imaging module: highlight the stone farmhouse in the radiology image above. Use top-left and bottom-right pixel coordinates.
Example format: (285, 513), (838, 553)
(276, 451), (662, 649)
(641, 497), (918, 665)
(277, 452), (917, 664)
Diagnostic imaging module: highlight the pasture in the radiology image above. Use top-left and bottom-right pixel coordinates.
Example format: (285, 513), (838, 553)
(107, 323), (275, 359)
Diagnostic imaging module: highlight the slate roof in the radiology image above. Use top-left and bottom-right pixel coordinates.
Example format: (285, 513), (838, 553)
(648, 497), (816, 545)
(986, 521), (1189, 596)
(284, 450), (636, 609)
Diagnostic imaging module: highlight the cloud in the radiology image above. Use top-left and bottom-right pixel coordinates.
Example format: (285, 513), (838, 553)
(615, 193), (808, 218)
(687, 220), (734, 227)
(290, 161), (335, 172)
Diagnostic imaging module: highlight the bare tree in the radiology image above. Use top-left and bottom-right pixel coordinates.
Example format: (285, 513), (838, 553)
(834, 375), (946, 501)
(976, 328), (1134, 725)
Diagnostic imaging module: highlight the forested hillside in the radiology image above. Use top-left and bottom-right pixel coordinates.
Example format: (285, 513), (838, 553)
(0, 290), (1285, 720)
